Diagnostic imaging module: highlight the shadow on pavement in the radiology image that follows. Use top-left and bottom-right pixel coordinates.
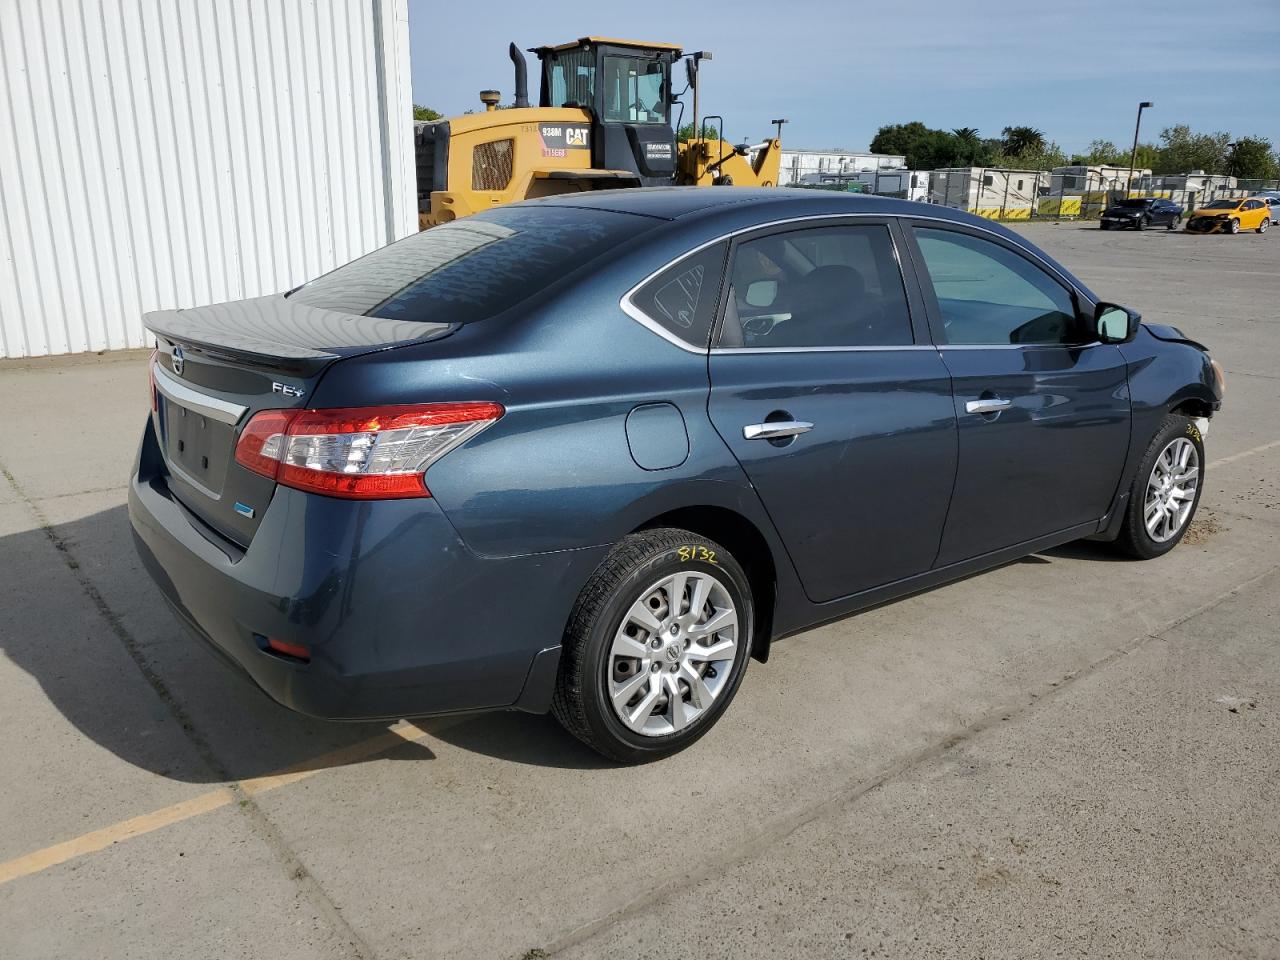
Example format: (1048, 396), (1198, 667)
(1, 503), (611, 785)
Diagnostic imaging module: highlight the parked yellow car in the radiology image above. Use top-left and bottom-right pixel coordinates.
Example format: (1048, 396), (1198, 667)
(1185, 197), (1271, 234)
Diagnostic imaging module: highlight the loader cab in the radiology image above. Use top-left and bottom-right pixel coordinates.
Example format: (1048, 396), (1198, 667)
(532, 37), (681, 187)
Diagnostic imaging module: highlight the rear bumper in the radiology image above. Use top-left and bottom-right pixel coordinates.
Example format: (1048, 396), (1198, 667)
(129, 420), (605, 720)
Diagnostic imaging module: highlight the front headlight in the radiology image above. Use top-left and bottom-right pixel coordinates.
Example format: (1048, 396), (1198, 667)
(1209, 357), (1227, 397)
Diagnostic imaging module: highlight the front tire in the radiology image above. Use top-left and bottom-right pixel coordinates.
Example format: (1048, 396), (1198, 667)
(552, 528), (754, 763)
(1136, 216), (1147, 231)
(1112, 415), (1205, 559)
(1229, 218), (1240, 234)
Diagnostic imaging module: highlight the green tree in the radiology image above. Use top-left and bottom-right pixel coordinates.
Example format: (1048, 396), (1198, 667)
(870, 122), (971, 170)
(413, 104), (442, 121)
(949, 127), (994, 166)
(994, 141), (1066, 172)
(1000, 125), (1046, 158)
(1154, 124), (1231, 174)
(1227, 137), (1279, 180)
(676, 122), (697, 143)
(1071, 139), (1123, 165)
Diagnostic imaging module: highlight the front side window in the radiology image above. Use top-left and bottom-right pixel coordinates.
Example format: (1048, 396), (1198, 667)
(630, 242), (727, 348)
(913, 228), (1080, 346)
(718, 224), (914, 349)
(602, 56), (667, 123)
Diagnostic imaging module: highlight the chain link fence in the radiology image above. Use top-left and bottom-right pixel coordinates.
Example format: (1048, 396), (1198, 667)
(929, 168), (1280, 222)
(783, 160), (1280, 221)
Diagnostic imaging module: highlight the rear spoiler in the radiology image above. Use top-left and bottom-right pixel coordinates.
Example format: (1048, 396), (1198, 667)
(144, 295), (453, 375)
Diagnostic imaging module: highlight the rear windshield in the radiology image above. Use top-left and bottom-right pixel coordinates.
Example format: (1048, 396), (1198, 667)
(288, 206), (657, 323)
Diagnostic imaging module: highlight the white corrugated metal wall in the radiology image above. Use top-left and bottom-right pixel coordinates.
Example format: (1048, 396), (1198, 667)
(0, 0), (416, 358)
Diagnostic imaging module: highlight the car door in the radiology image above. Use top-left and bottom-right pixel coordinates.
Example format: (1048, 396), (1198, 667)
(707, 218), (958, 603)
(904, 222), (1132, 565)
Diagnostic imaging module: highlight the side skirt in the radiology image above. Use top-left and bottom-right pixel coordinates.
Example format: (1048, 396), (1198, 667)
(774, 519), (1103, 641)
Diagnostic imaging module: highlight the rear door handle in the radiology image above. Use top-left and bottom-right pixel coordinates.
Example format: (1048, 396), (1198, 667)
(965, 397), (1012, 415)
(743, 420), (814, 440)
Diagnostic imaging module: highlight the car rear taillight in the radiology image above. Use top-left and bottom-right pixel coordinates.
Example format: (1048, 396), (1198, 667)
(233, 402), (503, 499)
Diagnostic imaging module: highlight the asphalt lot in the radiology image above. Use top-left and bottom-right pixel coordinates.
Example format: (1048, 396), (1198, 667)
(1, 222), (1277, 959)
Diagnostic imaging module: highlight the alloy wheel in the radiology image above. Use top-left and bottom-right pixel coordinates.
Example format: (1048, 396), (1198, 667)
(1144, 437), (1199, 543)
(607, 571), (739, 736)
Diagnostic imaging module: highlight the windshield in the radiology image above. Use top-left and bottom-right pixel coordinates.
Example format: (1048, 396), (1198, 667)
(288, 207), (657, 323)
(1115, 199), (1153, 208)
(1203, 200), (1240, 210)
(602, 56), (668, 123)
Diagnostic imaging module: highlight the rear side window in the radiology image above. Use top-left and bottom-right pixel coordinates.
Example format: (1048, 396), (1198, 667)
(629, 242), (728, 348)
(289, 207), (657, 324)
(720, 223), (914, 348)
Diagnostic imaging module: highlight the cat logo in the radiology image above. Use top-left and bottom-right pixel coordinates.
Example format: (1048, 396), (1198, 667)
(565, 127), (587, 147)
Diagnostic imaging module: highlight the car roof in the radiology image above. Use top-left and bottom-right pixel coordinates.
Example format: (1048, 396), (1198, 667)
(522, 187), (1097, 303)
(530, 186), (973, 224)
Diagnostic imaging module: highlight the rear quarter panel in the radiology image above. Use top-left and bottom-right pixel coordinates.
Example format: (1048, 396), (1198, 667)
(308, 226), (797, 569)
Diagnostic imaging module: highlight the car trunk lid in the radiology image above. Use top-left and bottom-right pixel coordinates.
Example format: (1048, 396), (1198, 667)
(145, 294), (453, 547)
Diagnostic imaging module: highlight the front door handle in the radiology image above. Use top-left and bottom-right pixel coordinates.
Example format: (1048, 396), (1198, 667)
(965, 397), (1012, 415)
(743, 420), (814, 440)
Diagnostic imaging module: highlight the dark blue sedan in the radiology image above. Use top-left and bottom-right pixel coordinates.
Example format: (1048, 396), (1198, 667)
(130, 189), (1225, 762)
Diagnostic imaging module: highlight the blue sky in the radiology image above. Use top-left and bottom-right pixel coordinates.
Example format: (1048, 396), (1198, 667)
(408, 0), (1280, 156)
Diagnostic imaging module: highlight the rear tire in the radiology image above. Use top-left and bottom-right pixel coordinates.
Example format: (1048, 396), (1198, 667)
(1167, 216), (1180, 231)
(1258, 218), (1269, 234)
(1112, 415), (1205, 560)
(552, 528), (754, 763)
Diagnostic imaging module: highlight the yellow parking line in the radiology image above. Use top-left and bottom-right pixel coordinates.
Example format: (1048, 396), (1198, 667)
(0, 722), (430, 887)
(0, 788), (237, 886)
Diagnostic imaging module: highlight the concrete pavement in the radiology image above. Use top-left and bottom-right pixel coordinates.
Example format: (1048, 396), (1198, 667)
(0, 223), (1276, 959)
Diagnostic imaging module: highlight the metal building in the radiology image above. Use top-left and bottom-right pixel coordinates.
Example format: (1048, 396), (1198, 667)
(778, 149), (906, 187)
(0, 0), (416, 359)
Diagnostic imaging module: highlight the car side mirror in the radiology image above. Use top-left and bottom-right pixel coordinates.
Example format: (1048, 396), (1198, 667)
(1095, 303), (1140, 344)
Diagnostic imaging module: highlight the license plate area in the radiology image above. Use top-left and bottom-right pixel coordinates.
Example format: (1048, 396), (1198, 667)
(161, 398), (234, 497)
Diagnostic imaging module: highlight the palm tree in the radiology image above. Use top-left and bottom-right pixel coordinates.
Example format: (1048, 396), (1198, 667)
(1001, 125), (1046, 158)
(951, 127), (983, 165)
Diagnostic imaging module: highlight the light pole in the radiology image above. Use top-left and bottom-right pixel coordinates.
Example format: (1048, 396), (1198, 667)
(1127, 101), (1153, 197)
(1225, 141), (1237, 179)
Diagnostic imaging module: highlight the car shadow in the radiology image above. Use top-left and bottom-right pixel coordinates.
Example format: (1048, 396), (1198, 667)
(1040, 540), (1134, 563)
(0, 502), (612, 785)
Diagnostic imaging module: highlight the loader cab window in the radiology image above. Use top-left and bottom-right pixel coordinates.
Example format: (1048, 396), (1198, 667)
(546, 48), (595, 109)
(602, 56), (668, 124)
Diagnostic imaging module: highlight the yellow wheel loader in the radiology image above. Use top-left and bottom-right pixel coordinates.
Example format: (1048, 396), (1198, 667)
(416, 38), (784, 228)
